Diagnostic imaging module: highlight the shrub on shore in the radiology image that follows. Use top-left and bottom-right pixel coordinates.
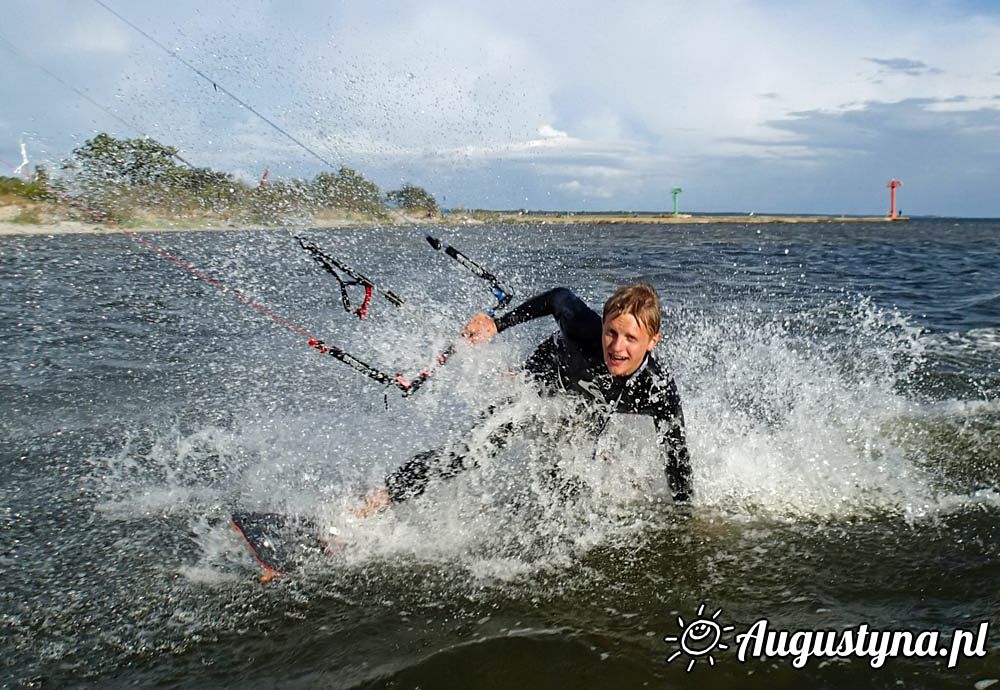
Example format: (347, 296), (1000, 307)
(43, 132), (437, 225)
(0, 175), (51, 202)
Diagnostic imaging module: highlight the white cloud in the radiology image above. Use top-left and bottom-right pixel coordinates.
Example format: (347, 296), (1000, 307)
(557, 179), (616, 199)
(3, 0), (1000, 213)
(537, 124), (568, 139)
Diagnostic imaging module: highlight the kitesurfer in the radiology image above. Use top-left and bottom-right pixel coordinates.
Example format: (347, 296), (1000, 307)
(355, 284), (692, 515)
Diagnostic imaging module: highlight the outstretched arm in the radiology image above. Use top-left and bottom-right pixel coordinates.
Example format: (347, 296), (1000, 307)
(462, 288), (602, 354)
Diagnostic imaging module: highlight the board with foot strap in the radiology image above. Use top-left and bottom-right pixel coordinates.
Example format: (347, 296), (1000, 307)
(230, 511), (326, 581)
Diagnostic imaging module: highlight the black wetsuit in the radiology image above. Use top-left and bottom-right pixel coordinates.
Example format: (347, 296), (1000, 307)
(385, 288), (693, 503)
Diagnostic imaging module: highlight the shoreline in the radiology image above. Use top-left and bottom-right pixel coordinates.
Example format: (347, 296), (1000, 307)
(470, 212), (908, 225)
(0, 212), (908, 238)
(0, 209), (438, 237)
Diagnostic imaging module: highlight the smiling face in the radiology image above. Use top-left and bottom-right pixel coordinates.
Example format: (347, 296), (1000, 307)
(680, 619), (723, 656)
(601, 311), (661, 377)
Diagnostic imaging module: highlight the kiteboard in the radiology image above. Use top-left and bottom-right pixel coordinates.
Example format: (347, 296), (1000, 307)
(231, 511), (325, 581)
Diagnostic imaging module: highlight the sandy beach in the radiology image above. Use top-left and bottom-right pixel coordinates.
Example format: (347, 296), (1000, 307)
(0, 206), (441, 237)
(0, 212), (905, 237)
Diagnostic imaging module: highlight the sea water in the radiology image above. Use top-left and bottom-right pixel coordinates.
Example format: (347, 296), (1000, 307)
(1, 220), (997, 688)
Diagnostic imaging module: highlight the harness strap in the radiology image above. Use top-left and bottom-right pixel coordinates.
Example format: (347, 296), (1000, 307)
(297, 237), (404, 318)
(355, 285), (373, 319)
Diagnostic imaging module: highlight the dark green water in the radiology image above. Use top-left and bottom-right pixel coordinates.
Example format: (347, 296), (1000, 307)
(1, 220), (997, 688)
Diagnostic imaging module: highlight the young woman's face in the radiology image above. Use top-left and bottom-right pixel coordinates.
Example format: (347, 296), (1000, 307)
(601, 312), (661, 377)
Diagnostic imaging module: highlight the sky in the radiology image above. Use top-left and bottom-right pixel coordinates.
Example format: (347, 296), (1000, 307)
(2, 0), (999, 215)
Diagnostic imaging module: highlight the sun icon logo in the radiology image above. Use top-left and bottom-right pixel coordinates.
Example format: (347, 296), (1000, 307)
(663, 602), (735, 672)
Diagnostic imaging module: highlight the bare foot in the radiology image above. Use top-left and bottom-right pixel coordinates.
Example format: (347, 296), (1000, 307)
(354, 488), (392, 518)
(258, 569), (278, 585)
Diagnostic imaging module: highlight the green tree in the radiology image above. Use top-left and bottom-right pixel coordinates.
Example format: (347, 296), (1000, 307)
(176, 166), (232, 191)
(69, 133), (184, 186)
(386, 183), (438, 215)
(313, 167), (384, 214)
(246, 178), (315, 223)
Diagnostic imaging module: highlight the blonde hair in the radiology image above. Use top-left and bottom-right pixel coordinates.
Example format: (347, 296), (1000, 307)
(602, 283), (661, 335)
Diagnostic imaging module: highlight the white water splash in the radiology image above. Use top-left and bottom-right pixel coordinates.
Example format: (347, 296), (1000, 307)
(87, 292), (993, 582)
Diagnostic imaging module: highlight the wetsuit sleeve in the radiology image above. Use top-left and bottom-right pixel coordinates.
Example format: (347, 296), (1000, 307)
(384, 409), (524, 503)
(652, 379), (693, 503)
(494, 288), (602, 352)
(384, 449), (470, 502)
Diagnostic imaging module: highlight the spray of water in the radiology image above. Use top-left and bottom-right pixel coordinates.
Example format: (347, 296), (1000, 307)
(83, 289), (995, 589)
